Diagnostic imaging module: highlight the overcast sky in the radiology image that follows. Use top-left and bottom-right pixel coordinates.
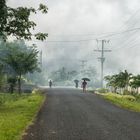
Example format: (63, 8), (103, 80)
(7, 0), (140, 75)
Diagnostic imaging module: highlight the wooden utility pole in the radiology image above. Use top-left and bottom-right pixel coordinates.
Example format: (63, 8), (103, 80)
(94, 40), (111, 88)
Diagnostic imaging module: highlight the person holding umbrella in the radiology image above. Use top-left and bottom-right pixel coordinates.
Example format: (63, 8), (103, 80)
(49, 80), (53, 88)
(82, 78), (90, 93)
(74, 79), (79, 88)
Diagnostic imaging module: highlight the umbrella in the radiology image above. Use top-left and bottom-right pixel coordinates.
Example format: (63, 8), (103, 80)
(48, 79), (52, 82)
(74, 79), (79, 83)
(82, 78), (90, 81)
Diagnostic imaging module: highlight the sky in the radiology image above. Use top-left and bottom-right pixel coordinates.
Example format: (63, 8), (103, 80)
(7, 0), (140, 76)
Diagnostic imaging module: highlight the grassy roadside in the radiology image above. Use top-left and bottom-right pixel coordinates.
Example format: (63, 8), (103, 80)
(0, 90), (45, 140)
(100, 93), (140, 112)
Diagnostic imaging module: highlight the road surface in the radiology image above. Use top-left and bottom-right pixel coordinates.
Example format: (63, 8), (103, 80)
(23, 88), (140, 140)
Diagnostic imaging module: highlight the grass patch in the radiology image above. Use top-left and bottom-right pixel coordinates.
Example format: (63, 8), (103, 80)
(0, 92), (45, 140)
(101, 93), (140, 112)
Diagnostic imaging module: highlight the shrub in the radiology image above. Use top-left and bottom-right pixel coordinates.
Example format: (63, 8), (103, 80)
(123, 90), (131, 95)
(98, 88), (109, 93)
(122, 95), (136, 101)
(103, 93), (136, 102)
(32, 88), (42, 95)
(0, 95), (5, 105)
(0, 93), (24, 105)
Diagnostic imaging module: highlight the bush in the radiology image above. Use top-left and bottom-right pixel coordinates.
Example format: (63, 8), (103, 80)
(135, 94), (140, 101)
(32, 88), (42, 95)
(122, 95), (136, 101)
(23, 89), (32, 93)
(103, 93), (136, 102)
(0, 95), (5, 105)
(0, 93), (25, 105)
(98, 88), (109, 93)
(102, 93), (140, 112)
(123, 90), (131, 95)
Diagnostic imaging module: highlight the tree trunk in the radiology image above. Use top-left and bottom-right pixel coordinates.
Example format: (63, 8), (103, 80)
(9, 84), (14, 94)
(136, 88), (138, 94)
(18, 74), (21, 94)
(114, 87), (117, 93)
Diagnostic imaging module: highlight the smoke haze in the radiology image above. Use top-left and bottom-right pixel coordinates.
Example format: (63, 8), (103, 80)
(7, 0), (140, 76)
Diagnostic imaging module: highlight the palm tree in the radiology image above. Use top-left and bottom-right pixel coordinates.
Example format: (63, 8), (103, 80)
(105, 70), (132, 94)
(130, 75), (140, 94)
(104, 74), (119, 93)
(120, 70), (132, 90)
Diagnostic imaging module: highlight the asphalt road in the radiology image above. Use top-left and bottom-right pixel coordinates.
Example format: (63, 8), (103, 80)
(23, 88), (140, 140)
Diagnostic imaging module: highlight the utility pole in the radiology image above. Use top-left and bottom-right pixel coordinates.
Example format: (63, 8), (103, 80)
(94, 40), (111, 88)
(80, 60), (87, 75)
(40, 50), (42, 69)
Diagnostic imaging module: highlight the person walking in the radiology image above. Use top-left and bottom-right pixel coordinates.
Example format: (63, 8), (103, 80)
(49, 80), (52, 88)
(74, 80), (79, 88)
(82, 80), (87, 93)
(75, 81), (79, 88)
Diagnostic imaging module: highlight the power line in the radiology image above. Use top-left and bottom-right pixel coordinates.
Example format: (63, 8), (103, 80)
(115, 8), (140, 32)
(45, 28), (140, 43)
(30, 27), (140, 44)
(97, 28), (140, 39)
(112, 29), (140, 51)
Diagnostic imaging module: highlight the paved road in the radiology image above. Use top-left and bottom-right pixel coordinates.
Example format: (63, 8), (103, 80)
(23, 88), (140, 140)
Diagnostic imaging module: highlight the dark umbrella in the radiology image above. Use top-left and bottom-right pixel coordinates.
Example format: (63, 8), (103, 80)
(74, 79), (79, 83)
(82, 78), (90, 81)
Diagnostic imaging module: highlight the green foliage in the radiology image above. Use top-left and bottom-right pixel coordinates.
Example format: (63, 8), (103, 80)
(130, 75), (140, 89)
(123, 89), (131, 95)
(0, 40), (40, 94)
(135, 94), (140, 101)
(0, 0), (48, 40)
(105, 71), (140, 95)
(32, 88), (43, 95)
(102, 93), (140, 112)
(0, 74), (6, 90)
(105, 70), (133, 93)
(7, 76), (17, 94)
(102, 93), (136, 101)
(1, 41), (39, 75)
(122, 95), (136, 101)
(98, 88), (109, 93)
(0, 93), (45, 140)
(0, 95), (5, 105)
(0, 0), (7, 39)
(35, 33), (48, 41)
(38, 4), (48, 13)
(0, 93), (21, 105)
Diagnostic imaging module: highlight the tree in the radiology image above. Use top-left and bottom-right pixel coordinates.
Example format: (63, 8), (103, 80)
(130, 75), (140, 94)
(105, 70), (132, 94)
(104, 75), (119, 93)
(0, 63), (7, 91)
(0, 41), (40, 94)
(0, 0), (48, 41)
(0, 0), (7, 38)
(7, 76), (17, 94)
(119, 70), (132, 90)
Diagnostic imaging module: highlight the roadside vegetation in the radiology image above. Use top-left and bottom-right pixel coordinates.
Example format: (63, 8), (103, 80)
(99, 93), (140, 112)
(96, 70), (140, 112)
(104, 70), (140, 94)
(0, 89), (45, 140)
(0, 1), (48, 140)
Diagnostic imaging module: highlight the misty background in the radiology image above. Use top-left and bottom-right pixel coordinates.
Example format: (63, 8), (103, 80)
(7, 0), (140, 86)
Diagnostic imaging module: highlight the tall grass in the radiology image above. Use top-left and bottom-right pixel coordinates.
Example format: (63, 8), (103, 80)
(102, 93), (140, 112)
(0, 92), (45, 140)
